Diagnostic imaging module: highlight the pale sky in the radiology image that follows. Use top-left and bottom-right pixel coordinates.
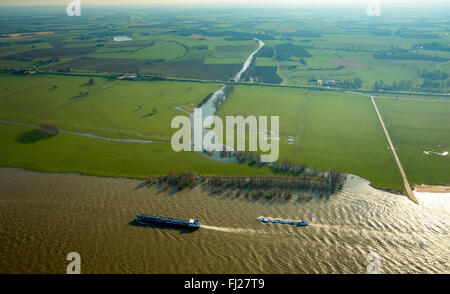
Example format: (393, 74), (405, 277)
(0, 0), (449, 7)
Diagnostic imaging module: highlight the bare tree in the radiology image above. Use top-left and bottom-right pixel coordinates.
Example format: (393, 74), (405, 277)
(38, 120), (60, 136)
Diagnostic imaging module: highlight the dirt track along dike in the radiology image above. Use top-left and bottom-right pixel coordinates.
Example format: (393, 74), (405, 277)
(371, 96), (419, 204)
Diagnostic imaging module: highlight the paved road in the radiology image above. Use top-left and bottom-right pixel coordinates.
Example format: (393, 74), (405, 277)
(370, 96), (418, 204)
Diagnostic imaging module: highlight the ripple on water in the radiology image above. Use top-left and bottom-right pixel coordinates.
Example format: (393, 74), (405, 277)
(0, 168), (449, 273)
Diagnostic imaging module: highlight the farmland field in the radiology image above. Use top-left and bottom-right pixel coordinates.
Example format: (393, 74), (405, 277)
(1, 8), (449, 91)
(90, 40), (187, 60)
(0, 123), (273, 178)
(377, 98), (450, 186)
(216, 85), (404, 190)
(0, 6), (448, 190)
(0, 74), (219, 141)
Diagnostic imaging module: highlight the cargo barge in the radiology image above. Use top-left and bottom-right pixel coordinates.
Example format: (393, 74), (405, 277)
(257, 216), (308, 227)
(136, 214), (200, 229)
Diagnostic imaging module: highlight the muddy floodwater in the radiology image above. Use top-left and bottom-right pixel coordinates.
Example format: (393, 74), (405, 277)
(0, 168), (448, 273)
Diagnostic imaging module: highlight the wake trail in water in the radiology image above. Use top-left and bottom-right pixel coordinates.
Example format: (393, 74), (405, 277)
(201, 225), (257, 234)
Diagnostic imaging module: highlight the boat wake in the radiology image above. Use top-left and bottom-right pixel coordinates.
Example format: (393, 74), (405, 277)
(201, 225), (257, 234)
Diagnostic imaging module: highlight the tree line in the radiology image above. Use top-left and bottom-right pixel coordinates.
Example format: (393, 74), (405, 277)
(146, 169), (345, 203)
(372, 69), (449, 92)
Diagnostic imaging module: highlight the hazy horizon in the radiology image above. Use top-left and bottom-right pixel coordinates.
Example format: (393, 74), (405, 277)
(1, 0), (449, 8)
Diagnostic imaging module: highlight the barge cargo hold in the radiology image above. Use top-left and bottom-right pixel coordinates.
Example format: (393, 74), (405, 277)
(257, 217), (308, 227)
(136, 214), (200, 229)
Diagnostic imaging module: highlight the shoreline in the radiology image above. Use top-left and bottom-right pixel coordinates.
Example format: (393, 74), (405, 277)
(414, 184), (450, 193)
(369, 183), (404, 196)
(0, 166), (412, 198)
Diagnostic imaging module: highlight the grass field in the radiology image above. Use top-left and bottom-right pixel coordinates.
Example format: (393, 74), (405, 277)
(0, 74), (219, 141)
(0, 8), (448, 190)
(275, 48), (438, 88)
(90, 41), (187, 60)
(0, 123), (273, 179)
(216, 85), (404, 190)
(377, 98), (450, 186)
(1, 74), (446, 190)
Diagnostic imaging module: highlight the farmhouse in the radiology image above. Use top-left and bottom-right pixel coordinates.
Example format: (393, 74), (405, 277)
(310, 78), (345, 87)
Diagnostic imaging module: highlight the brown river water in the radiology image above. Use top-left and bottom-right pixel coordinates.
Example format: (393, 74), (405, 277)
(0, 168), (448, 274)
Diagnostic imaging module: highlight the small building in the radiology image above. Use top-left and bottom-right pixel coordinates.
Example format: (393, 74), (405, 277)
(120, 74), (138, 80)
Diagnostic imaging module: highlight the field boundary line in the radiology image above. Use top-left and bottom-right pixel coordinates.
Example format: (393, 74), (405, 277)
(347, 91), (450, 103)
(370, 96), (418, 204)
(88, 79), (120, 95)
(371, 96), (450, 103)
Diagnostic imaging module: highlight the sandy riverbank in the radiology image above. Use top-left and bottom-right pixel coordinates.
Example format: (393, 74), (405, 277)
(414, 184), (450, 193)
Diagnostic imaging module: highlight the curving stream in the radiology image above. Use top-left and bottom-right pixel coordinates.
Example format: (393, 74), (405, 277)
(194, 39), (265, 154)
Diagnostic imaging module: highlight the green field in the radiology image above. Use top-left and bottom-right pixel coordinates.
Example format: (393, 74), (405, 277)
(90, 41), (187, 60)
(377, 98), (450, 186)
(276, 48), (433, 88)
(0, 7), (448, 190)
(0, 123), (273, 179)
(0, 74), (218, 141)
(3, 73), (447, 190)
(2, 9), (448, 91)
(216, 85), (404, 190)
